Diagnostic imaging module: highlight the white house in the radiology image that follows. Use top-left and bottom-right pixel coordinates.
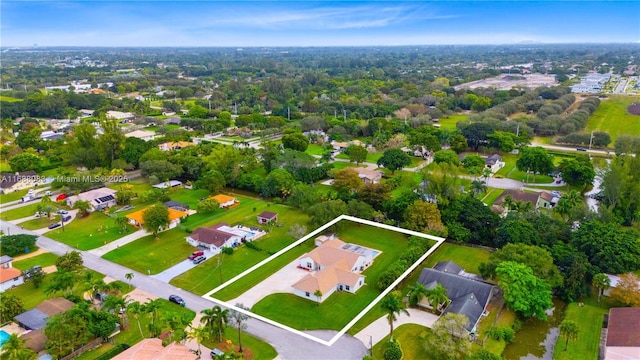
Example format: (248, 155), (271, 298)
(186, 222), (245, 254)
(0, 256), (24, 293)
(292, 236), (379, 302)
(106, 110), (135, 122)
(66, 187), (117, 211)
(124, 130), (156, 142)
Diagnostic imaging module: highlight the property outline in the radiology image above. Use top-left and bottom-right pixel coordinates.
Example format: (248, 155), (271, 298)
(202, 214), (446, 346)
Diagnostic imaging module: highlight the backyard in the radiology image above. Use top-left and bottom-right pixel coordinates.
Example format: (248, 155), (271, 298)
(251, 222), (420, 331)
(371, 324), (433, 360)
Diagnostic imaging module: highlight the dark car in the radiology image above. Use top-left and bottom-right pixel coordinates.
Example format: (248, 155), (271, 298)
(576, 147), (587, 151)
(188, 250), (204, 260)
(48, 223), (61, 229)
(192, 255), (206, 265)
(169, 295), (185, 307)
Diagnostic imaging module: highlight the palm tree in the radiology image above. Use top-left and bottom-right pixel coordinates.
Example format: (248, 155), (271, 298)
(407, 283), (429, 307)
(482, 168), (493, 183)
(103, 294), (129, 329)
(503, 194), (515, 211)
(380, 291), (409, 341)
(165, 312), (192, 343)
(426, 283), (449, 314)
(125, 272), (134, 284)
(0, 333), (37, 360)
(200, 306), (229, 343)
(126, 301), (146, 339)
(554, 198), (573, 221)
(593, 273), (611, 303)
(145, 298), (164, 337)
(563, 190), (583, 208)
(559, 320), (579, 351)
(470, 179), (488, 197)
(229, 303), (249, 353)
(188, 325), (208, 359)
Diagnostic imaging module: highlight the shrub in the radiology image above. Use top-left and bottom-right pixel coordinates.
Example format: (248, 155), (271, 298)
(383, 340), (402, 360)
(245, 242), (262, 251)
(221, 247), (234, 255)
(486, 326), (515, 343)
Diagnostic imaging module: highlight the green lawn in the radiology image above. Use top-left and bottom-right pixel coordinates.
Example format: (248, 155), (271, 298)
(586, 95), (640, 145)
(1, 203), (42, 220)
(495, 153), (555, 184)
(553, 293), (614, 360)
(75, 299), (196, 360)
(201, 326), (278, 360)
(474, 306), (516, 355)
(167, 188), (210, 209)
(252, 222), (417, 330)
(47, 212), (137, 250)
(107, 197), (307, 275)
(0, 189), (31, 204)
(306, 144), (328, 156)
(371, 324), (433, 360)
(0, 161), (12, 173)
(481, 188), (505, 206)
(12, 252), (59, 271)
(437, 114), (468, 131)
(20, 216), (59, 230)
(332, 161), (361, 170)
(0, 95), (23, 102)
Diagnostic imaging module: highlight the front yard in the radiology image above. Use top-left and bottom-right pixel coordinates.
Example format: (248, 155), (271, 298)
(1, 203), (42, 220)
(251, 222), (419, 331)
(47, 212), (137, 250)
(371, 324), (433, 360)
(12, 252), (59, 270)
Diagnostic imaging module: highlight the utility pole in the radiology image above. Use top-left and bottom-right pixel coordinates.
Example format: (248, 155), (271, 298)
(287, 107), (290, 121)
(589, 131), (594, 150)
(516, 123), (520, 137)
(343, 110), (346, 121)
(208, 100), (211, 111)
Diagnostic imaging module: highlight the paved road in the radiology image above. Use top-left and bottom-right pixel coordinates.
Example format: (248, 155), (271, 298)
(0, 221), (368, 360)
(530, 142), (610, 156)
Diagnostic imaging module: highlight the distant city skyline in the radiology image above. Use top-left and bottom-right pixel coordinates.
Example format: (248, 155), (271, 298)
(2, 1), (639, 47)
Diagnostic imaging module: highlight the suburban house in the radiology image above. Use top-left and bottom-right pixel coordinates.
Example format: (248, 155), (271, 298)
(164, 117), (181, 125)
(112, 338), (197, 360)
(604, 307), (640, 360)
(106, 110), (135, 123)
(66, 187), (117, 211)
(0, 171), (40, 194)
(494, 189), (555, 210)
(164, 201), (189, 212)
(14, 298), (75, 330)
(152, 180), (183, 189)
(417, 261), (495, 333)
(331, 141), (349, 152)
(0, 255), (24, 292)
(257, 211), (278, 224)
(126, 207), (188, 231)
(209, 194), (239, 209)
(185, 222), (247, 254)
(124, 130), (156, 142)
(40, 130), (64, 141)
(292, 235), (379, 303)
(157, 141), (194, 151)
(485, 154), (504, 173)
(353, 168), (384, 184)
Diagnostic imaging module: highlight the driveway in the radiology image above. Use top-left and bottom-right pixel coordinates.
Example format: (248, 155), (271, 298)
(88, 229), (149, 257)
(354, 308), (439, 347)
(151, 249), (217, 283)
(31, 209), (80, 235)
(0, 220), (368, 360)
(229, 260), (310, 308)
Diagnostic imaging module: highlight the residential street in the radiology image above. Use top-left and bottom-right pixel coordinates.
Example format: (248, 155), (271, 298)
(0, 220), (368, 360)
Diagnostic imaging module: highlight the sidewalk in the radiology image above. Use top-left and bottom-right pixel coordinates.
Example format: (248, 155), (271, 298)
(353, 308), (438, 347)
(88, 229), (149, 257)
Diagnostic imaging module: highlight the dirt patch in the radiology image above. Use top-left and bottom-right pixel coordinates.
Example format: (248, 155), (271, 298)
(627, 102), (640, 115)
(124, 288), (158, 303)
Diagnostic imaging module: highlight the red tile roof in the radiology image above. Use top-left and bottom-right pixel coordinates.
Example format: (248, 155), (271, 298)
(606, 307), (640, 347)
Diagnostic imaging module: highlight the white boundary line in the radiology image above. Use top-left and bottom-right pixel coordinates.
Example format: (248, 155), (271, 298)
(202, 214), (446, 346)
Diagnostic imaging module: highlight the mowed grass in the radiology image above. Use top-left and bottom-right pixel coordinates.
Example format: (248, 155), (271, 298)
(437, 114), (468, 131)
(201, 326), (278, 360)
(107, 197), (306, 275)
(12, 252), (59, 271)
(0, 95), (23, 102)
(481, 188), (504, 206)
(586, 95), (640, 145)
(252, 222), (417, 330)
(20, 216), (59, 230)
(306, 144), (328, 156)
(47, 212), (137, 250)
(495, 153), (554, 184)
(371, 324), (433, 360)
(1, 203), (42, 220)
(553, 293), (613, 360)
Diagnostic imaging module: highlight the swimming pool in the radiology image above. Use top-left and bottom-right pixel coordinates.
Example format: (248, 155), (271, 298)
(0, 330), (10, 348)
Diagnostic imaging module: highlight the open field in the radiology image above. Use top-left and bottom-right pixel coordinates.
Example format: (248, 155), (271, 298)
(306, 144), (327, 156)
(585, 95), (640, 145)
(108, 197), (308, 275)
(251, 222), (416, 330)
(47, 212), (138, 250)
(437, 114), (468, 130)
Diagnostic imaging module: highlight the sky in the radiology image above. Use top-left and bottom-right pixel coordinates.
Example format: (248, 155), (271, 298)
(1, 1), (639, 47)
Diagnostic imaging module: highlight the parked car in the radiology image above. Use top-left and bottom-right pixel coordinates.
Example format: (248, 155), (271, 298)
(48, 223), (61, 229)
(192, 256), (206, 265)
(62, 215), (72, 222)
(188, 250), (204, 260)
(211, 349), (225, 358)
(57, 210), (68, 214)
(169, 295), (185, 307)
(44, 191), (52, 196)
(576, 147), (587, 151)
(23, 265), (42, 279)
(550, 191), (562, 198)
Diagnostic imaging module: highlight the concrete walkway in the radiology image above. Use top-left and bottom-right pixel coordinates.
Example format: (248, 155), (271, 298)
(354, 308), (438, 347)
(88, 229), (149, 257)
(151, 249), (217, 283)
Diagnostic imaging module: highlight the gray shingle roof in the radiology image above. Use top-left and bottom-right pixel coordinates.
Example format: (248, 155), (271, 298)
(433, 261), (463, 274)
(14, 309), (49, 330)
(0, 255), (13, 265)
